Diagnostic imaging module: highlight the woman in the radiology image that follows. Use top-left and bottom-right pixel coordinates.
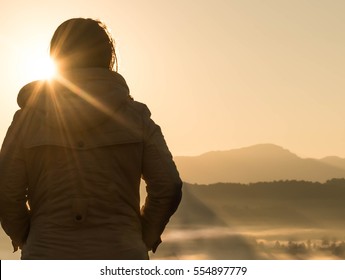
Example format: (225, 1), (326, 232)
(0, 18), (182, 260)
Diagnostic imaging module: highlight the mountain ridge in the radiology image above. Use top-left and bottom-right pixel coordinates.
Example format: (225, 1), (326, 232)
(174, 143), (345, 184)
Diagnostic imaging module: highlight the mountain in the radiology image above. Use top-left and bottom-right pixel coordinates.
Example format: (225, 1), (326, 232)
(174, 144), (345, 184)
(320, 156), (345, 171)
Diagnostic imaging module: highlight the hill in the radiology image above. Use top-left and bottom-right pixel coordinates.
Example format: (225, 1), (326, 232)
(320, 156), (345, 170)
(174, 144), (345, 184)
(169, 179), (345, 230)
(151, 179), (345, 259)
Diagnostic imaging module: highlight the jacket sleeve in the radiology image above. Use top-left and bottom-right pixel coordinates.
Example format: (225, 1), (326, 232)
(0, 110), (30, 251)
(140, 110), (182, 252)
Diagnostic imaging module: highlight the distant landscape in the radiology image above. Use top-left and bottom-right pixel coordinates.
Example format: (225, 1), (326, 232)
(152, 179), (345, 260)
(152, 144), (345, 260)
(2, 143), (345, 260)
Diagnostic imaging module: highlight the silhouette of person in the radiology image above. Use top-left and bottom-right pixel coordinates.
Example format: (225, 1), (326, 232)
(0, 18), (182, 260)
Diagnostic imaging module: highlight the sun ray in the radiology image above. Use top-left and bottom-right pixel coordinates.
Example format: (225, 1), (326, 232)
(54, 74), (126, 124)
(47, 83), (87, 185)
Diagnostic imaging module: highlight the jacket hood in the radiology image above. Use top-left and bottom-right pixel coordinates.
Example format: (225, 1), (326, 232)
(17, 68), (131, 131)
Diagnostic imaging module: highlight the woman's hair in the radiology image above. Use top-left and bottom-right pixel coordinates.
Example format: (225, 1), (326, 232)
(50, 18), (117, 71)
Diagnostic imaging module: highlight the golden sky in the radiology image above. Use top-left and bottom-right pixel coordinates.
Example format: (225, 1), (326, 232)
(1, 0), (345, 158)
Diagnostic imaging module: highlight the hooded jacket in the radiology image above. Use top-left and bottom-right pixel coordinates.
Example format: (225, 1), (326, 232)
(0, 68), (182, 259)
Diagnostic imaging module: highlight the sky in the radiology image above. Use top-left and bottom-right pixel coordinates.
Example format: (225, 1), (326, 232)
(1, 0), (345, 158)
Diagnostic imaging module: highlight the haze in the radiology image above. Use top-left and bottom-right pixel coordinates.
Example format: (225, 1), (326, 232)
(1, 0), (345, 158)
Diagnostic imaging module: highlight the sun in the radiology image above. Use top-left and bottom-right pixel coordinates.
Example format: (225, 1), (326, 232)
(21, 50), (57, 82)
(29, 54), (56, 80)
(37, 56), (57, 80)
